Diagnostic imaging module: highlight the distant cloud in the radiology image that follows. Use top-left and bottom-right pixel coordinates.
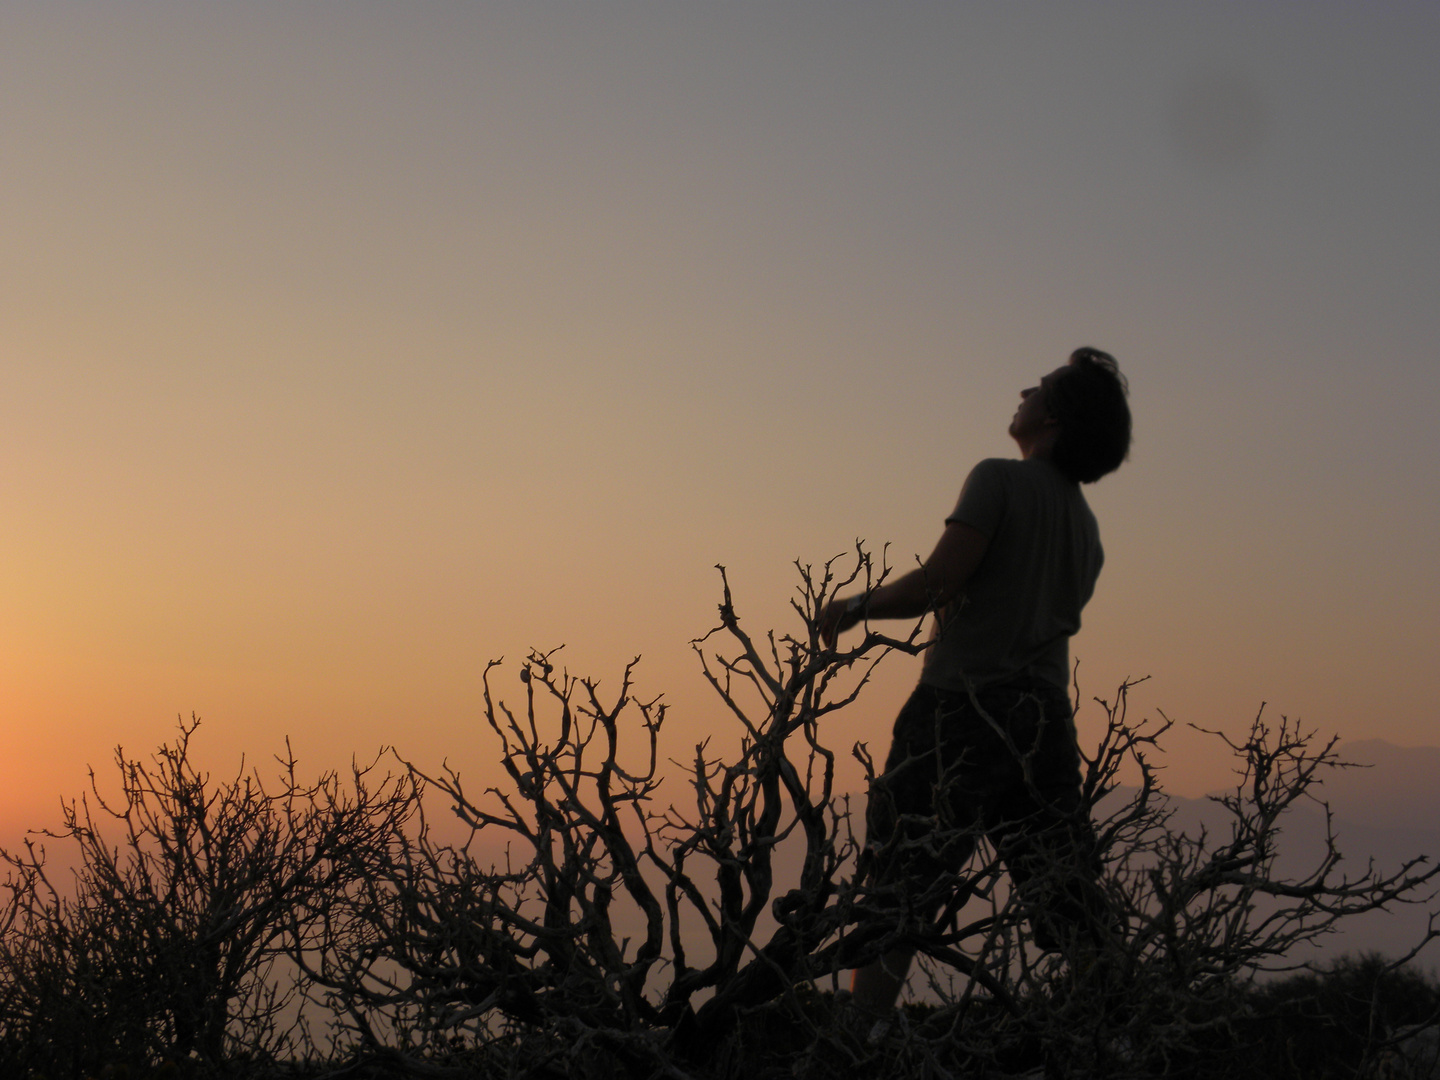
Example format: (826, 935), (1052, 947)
(1168, 65), (1268, 168)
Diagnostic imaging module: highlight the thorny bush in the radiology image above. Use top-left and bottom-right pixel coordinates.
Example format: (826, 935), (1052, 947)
(2, 551), (1438, 1078)
(0, 720), (417, 1077)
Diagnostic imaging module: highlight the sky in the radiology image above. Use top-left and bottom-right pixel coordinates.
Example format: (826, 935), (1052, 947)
(1, 2), (1438, 842)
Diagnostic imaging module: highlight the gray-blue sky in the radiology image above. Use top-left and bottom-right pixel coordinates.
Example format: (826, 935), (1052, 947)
(0, 2), (1436, 818)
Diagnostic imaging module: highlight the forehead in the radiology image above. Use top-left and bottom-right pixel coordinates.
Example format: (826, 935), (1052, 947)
(1038, 365), (1070, 389)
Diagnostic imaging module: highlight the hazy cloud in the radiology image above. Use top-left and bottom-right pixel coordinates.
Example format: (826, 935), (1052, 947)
(1168, 65), (1268, 167)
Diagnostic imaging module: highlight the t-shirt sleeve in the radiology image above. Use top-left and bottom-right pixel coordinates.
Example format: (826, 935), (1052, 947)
(945, 459), (1009, 538)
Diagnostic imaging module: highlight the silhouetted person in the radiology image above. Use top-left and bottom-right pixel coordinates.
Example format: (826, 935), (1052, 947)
(819, 347), (1131, 1018)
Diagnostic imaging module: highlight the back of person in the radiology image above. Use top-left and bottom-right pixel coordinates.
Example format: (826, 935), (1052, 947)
(923, 455), (1103, 695)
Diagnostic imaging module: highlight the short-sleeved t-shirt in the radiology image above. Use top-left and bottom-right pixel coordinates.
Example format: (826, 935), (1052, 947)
(920, 456), (1102, 695)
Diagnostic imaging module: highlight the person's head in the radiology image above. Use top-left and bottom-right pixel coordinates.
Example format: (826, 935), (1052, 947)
(1045, 347), (1131, 483)
(1011, 348), (1131, 483)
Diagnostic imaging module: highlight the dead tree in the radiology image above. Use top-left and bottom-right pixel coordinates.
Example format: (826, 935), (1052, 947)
(294, 549), (926, 1073)
(288, 551), (1440, 1078)
(0, 717), (418, 1076)
(9, 552), (1417, 1077)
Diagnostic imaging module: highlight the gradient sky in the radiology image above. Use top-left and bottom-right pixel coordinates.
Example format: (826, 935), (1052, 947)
(2, 2), (1438, 840)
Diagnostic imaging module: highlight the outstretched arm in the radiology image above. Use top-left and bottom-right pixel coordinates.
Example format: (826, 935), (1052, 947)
(818, 521), (989, 647)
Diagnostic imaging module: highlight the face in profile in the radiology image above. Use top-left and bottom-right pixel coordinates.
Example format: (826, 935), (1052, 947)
(1009, 366), (1066, 447)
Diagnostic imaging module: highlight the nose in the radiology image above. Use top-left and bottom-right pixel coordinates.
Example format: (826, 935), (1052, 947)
(1020, 386), (1036, 399)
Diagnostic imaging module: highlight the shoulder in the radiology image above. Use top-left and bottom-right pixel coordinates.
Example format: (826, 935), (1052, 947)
(1014, 456), (1083, 495)
(965, 457), (1020, 486)
(962, 457), (1038, 497)
(959, 458), (1091, 525)
(949, 459), (1016, 532)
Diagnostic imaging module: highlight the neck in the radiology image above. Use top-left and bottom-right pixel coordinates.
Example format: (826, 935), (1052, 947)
(1016, 434), (1057, 460)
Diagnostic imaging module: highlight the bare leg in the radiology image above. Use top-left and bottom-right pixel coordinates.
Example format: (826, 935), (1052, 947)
(851, 946), (915, 1015)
